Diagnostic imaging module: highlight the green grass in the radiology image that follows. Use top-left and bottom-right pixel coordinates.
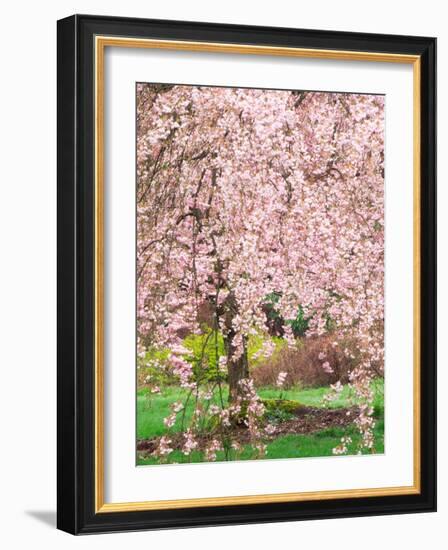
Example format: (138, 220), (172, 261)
(258, 378), (384, 412)
(258, 385), (351, 408)
(137, 385), (230, 439)
(137, 419), (385, 465)
(137, 379), (384, 465)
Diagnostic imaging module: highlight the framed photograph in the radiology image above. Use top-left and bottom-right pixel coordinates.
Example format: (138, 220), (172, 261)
(57, 14), (436, 534)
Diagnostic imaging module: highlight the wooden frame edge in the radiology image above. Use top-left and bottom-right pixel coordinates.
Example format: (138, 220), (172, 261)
(93, 35), (422, 514)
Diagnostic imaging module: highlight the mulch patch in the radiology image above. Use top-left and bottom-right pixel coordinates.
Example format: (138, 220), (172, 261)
(137, 406), (358, 456)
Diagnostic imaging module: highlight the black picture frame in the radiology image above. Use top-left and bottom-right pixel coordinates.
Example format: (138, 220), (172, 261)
(57, 14), (436, 534)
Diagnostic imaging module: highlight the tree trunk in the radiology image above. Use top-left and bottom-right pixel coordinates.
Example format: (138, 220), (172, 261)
(222, 291), (249, 403)
(224, 332), (249, 403)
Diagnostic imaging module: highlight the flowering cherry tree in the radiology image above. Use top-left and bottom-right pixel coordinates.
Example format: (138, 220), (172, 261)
(136, 83), (384, 459)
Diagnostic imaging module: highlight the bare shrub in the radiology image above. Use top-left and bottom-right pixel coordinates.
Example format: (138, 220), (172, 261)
(252, 334), (378, 388)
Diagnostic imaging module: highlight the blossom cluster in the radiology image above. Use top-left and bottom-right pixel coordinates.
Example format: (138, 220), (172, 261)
(136, 84), (385, 460)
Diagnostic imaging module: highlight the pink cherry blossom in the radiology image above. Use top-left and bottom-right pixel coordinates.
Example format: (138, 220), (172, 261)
(137, 84), (385, 458)
(321, 361), (334, 374)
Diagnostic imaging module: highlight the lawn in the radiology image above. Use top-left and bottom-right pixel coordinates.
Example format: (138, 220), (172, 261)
(136, 379), (384, 465)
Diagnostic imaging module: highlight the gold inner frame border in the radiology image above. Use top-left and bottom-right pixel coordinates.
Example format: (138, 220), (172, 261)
(94, 35), (421, 513)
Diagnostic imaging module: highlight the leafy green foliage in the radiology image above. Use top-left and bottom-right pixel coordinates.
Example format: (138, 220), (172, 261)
(183, 329), (226, 382)
(137, 346), (174, 387)
(286, 305), (310, 336)
(264, 292), (310, 337)
(263, 398), (306, 424)
(182, 329), (285, 380)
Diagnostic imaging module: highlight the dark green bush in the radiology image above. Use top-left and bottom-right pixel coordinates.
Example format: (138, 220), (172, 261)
(263, 398), (305, 424)
(263, 292), (310, 337)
